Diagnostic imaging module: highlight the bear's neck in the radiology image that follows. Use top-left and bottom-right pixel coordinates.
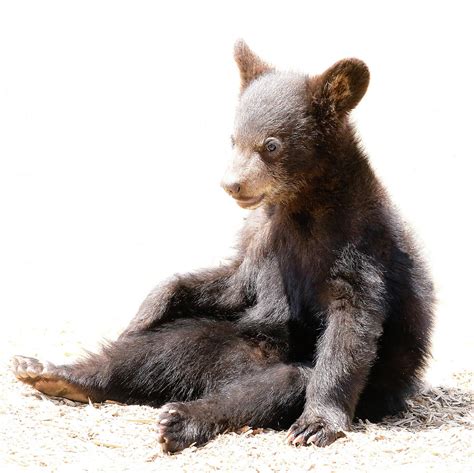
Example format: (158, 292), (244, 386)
(273, 141), (381, 218)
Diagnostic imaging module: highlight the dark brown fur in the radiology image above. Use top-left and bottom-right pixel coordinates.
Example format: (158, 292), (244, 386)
(12, 40), (434, 453)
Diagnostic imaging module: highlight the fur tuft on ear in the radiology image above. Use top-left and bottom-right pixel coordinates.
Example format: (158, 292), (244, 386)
(309, 59), (370, 114)
(234, 40), (273, 92)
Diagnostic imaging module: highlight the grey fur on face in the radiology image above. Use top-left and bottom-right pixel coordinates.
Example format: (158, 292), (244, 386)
(234, 72), (310, 148)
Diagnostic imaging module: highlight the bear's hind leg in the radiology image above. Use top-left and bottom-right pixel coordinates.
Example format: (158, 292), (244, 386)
(11, 318), (282, 407)
(157, 363), (310, 453)
(11, 355), (103, 403)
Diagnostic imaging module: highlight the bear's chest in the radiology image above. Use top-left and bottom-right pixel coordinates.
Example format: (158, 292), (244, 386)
(245, 213), (332, 307)
(248, 235), (328, 316)
(240, 225), (330, 361)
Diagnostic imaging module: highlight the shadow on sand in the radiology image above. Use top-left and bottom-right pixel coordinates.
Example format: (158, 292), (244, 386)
(353, 384), (473, 432)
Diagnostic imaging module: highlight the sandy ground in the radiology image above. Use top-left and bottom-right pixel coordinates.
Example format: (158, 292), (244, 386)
(1, 322), (472, 473)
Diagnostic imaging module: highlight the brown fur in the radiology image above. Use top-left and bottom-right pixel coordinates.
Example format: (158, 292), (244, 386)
(12, 40), (434, 454)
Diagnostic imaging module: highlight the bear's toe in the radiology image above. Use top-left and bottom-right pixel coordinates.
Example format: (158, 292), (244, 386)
(157, 402), (219, 453)
(11, 355), (55, 383)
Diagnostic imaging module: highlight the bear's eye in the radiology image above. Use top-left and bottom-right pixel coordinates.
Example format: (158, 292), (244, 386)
(264, 137), (281, 153)
(230, 135), (236, 148)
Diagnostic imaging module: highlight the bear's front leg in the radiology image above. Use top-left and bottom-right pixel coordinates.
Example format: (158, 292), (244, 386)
(287, 246), (386, 447)
(121, 261), (246, 336)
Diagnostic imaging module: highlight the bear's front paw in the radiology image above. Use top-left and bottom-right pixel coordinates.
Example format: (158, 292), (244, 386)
(286, 414), (344, 447)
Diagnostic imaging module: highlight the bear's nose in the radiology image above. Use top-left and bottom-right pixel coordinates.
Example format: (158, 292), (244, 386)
(221, 181), (241, 196)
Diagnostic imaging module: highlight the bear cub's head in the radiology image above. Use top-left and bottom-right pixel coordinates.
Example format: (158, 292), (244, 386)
(221, 40), (370, 210)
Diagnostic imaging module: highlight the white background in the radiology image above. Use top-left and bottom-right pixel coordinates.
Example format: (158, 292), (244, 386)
(0, 1), (472, 366)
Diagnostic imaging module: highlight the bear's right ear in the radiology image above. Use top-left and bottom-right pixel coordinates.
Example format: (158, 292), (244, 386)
(309, 58), (370, 115)
(234, 40), (273, 92)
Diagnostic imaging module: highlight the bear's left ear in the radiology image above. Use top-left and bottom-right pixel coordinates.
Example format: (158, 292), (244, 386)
(309, 59), (370, 114)
(234, 40), (273, 92)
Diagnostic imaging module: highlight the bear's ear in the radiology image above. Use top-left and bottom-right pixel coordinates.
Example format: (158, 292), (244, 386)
(309, 58), (370, 114)
(234, 40), (273, 92)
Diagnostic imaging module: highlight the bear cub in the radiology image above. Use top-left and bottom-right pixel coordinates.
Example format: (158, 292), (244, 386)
(12, 41), (434, 453)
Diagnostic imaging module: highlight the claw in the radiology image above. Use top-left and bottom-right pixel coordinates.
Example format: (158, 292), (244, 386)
(292, 434), (305, 445)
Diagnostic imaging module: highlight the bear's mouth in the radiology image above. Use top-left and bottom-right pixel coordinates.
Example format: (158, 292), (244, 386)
(235, 194), (265, 209)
